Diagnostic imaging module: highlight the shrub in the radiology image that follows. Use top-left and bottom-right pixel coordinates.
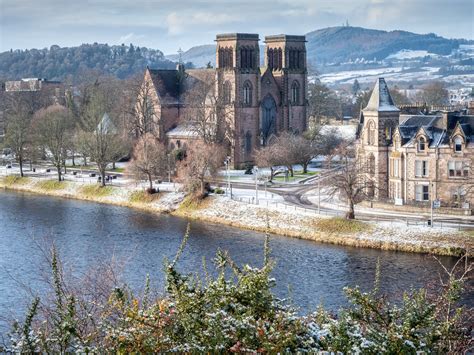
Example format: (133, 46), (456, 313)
(5, 232), (472, 353)
(214, 187), (225, 195)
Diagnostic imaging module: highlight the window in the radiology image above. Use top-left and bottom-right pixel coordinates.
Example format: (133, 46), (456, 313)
(223, 81), (232, 105)
(454, 136), (463, 152)
(415, 185), (430, 201)
(367, 121), (376, 145)
(243, 81), (252, 106)
(448, 161), (469, 177)
(415, 160), (428, 177)
(385, 125), (393, 142)
(219, 47), (233, 69)
(367, 154), (375, 175)
(291, 81), (300, 104)
(417, 137), (426, 152)
(391, 159), (399, 178)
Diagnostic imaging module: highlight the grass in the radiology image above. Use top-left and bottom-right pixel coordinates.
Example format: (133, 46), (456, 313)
(178, 194), (213, 212)
(314, 217), (369, 234)
(1, 175), (31, 186)
(129, 190), (161, 203)
(108, 167), (125, 173)
(36, 180), (68, 191)
(80, 184), (114, 198)
(273, 171), (319, 182)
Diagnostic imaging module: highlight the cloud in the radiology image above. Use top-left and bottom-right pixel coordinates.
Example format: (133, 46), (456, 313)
(118, 32), (145, 44)
(166, 11), (236, 35)
(0, 0), (472, 52)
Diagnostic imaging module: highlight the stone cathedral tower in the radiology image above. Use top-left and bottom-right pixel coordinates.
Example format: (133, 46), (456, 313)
(215, 33), (261, 166)
(263, 35), (307, 135)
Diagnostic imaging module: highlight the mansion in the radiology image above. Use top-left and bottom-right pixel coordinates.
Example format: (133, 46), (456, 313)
(357, 78), (474, 208)
(138, 33), (308, 167)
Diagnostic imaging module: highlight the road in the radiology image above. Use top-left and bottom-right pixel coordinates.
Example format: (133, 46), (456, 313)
(214, 177), (474, 229)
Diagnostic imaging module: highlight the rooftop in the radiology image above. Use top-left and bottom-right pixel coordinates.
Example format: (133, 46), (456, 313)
(363, 77), (400, 112)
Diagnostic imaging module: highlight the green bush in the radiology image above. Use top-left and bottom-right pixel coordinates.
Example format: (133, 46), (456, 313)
(4, 231), (472, 353)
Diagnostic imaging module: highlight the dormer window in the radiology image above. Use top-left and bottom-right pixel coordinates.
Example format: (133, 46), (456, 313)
(454, 136), (463, 152)
(417, 137), (426, 152)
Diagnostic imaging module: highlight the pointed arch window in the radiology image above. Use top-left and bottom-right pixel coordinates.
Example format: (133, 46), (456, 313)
(454, 136), (463, 152)
(367, 120), (376, 145)
(367, 154), (375, 176)
(223, 81), (232, 105)
(243, 81), (252, 106)
(291, 80), (300, 104)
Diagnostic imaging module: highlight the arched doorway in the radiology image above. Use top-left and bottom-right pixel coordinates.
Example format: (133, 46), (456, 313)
(260, 95), (277, 145)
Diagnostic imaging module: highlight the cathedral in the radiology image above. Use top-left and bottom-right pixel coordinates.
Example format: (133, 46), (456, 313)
(138, 33), (308, 167)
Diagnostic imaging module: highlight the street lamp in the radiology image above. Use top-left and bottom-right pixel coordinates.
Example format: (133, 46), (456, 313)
(224, 156), (231, 198)
(253, 165), (259, 205)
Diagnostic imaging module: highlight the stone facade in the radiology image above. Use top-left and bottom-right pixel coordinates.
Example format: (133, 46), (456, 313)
(357, 78), (474, 208)
(138, 33), (308, 168)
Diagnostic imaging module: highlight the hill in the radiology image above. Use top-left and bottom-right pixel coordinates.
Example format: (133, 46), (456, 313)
(306, 26), (466, 65)
(166, 26), (470, 68)
(0, 43), (176, 81)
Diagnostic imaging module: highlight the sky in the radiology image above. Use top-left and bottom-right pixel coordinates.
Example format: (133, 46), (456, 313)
(0, 0), (473, 54)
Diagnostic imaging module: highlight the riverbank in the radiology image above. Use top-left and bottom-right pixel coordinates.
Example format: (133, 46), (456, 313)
(1, 176), (472, 257)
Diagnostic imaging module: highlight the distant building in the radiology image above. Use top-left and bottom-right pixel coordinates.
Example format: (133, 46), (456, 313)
(357, 78), (473, 208)
(4, 78), (62, 92)
(0, 78), (66, 143)
(137, 33), (308, 167)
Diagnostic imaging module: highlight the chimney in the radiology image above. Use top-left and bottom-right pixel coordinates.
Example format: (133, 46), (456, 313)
(468, 101), (474, 116)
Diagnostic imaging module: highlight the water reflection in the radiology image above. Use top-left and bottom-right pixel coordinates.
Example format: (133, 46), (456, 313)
(0, 190), (470, 333)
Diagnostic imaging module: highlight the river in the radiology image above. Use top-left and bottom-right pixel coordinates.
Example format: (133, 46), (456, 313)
(0, 190), (469, 333)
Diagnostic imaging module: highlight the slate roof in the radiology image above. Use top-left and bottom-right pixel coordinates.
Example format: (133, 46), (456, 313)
(363, 78), (399, 112)
(399, 114), (474, 148)
(148, 69), (181, 104)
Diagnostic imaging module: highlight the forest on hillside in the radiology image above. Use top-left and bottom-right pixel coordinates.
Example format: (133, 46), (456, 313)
(0, 43), (180, 82)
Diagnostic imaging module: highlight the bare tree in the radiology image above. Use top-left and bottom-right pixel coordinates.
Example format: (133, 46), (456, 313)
(3, 91), (47, 176)
(325, 142), (374, 219)
(254, 144), (283, 182)
(417, 81), (449, 106)
(177, 141), (225, 197)
(32, 105), (72, 181)
(126, 73), (159, 139)
(128, 133), (168, 191)
(308, 82), (342, 123)
(78, 82), (130, 186)
(183, 77), (234, 146)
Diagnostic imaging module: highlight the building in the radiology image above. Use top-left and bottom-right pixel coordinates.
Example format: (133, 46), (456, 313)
(137, 33), (308, 167)
(0, 78), (65, 144)
(357, 78), (473, 208)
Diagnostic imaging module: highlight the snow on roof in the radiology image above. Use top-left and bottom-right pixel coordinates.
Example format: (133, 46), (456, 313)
(166, 124), (200, 138)
(363, 77), (400, 112)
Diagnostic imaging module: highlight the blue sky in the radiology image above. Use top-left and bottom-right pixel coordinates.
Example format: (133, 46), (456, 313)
(0, 0), (472, 54)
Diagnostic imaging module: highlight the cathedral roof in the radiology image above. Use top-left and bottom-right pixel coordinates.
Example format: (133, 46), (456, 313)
(363, 77), (400, 112)
(148, 69), (181, 104)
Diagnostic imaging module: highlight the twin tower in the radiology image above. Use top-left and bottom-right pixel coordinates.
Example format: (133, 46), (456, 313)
(213, 33), (307, 166)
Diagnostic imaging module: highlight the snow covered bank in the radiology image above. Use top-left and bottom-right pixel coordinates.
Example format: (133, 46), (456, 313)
(1, 177), (472, 257)
(175, 196), (473, 257)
